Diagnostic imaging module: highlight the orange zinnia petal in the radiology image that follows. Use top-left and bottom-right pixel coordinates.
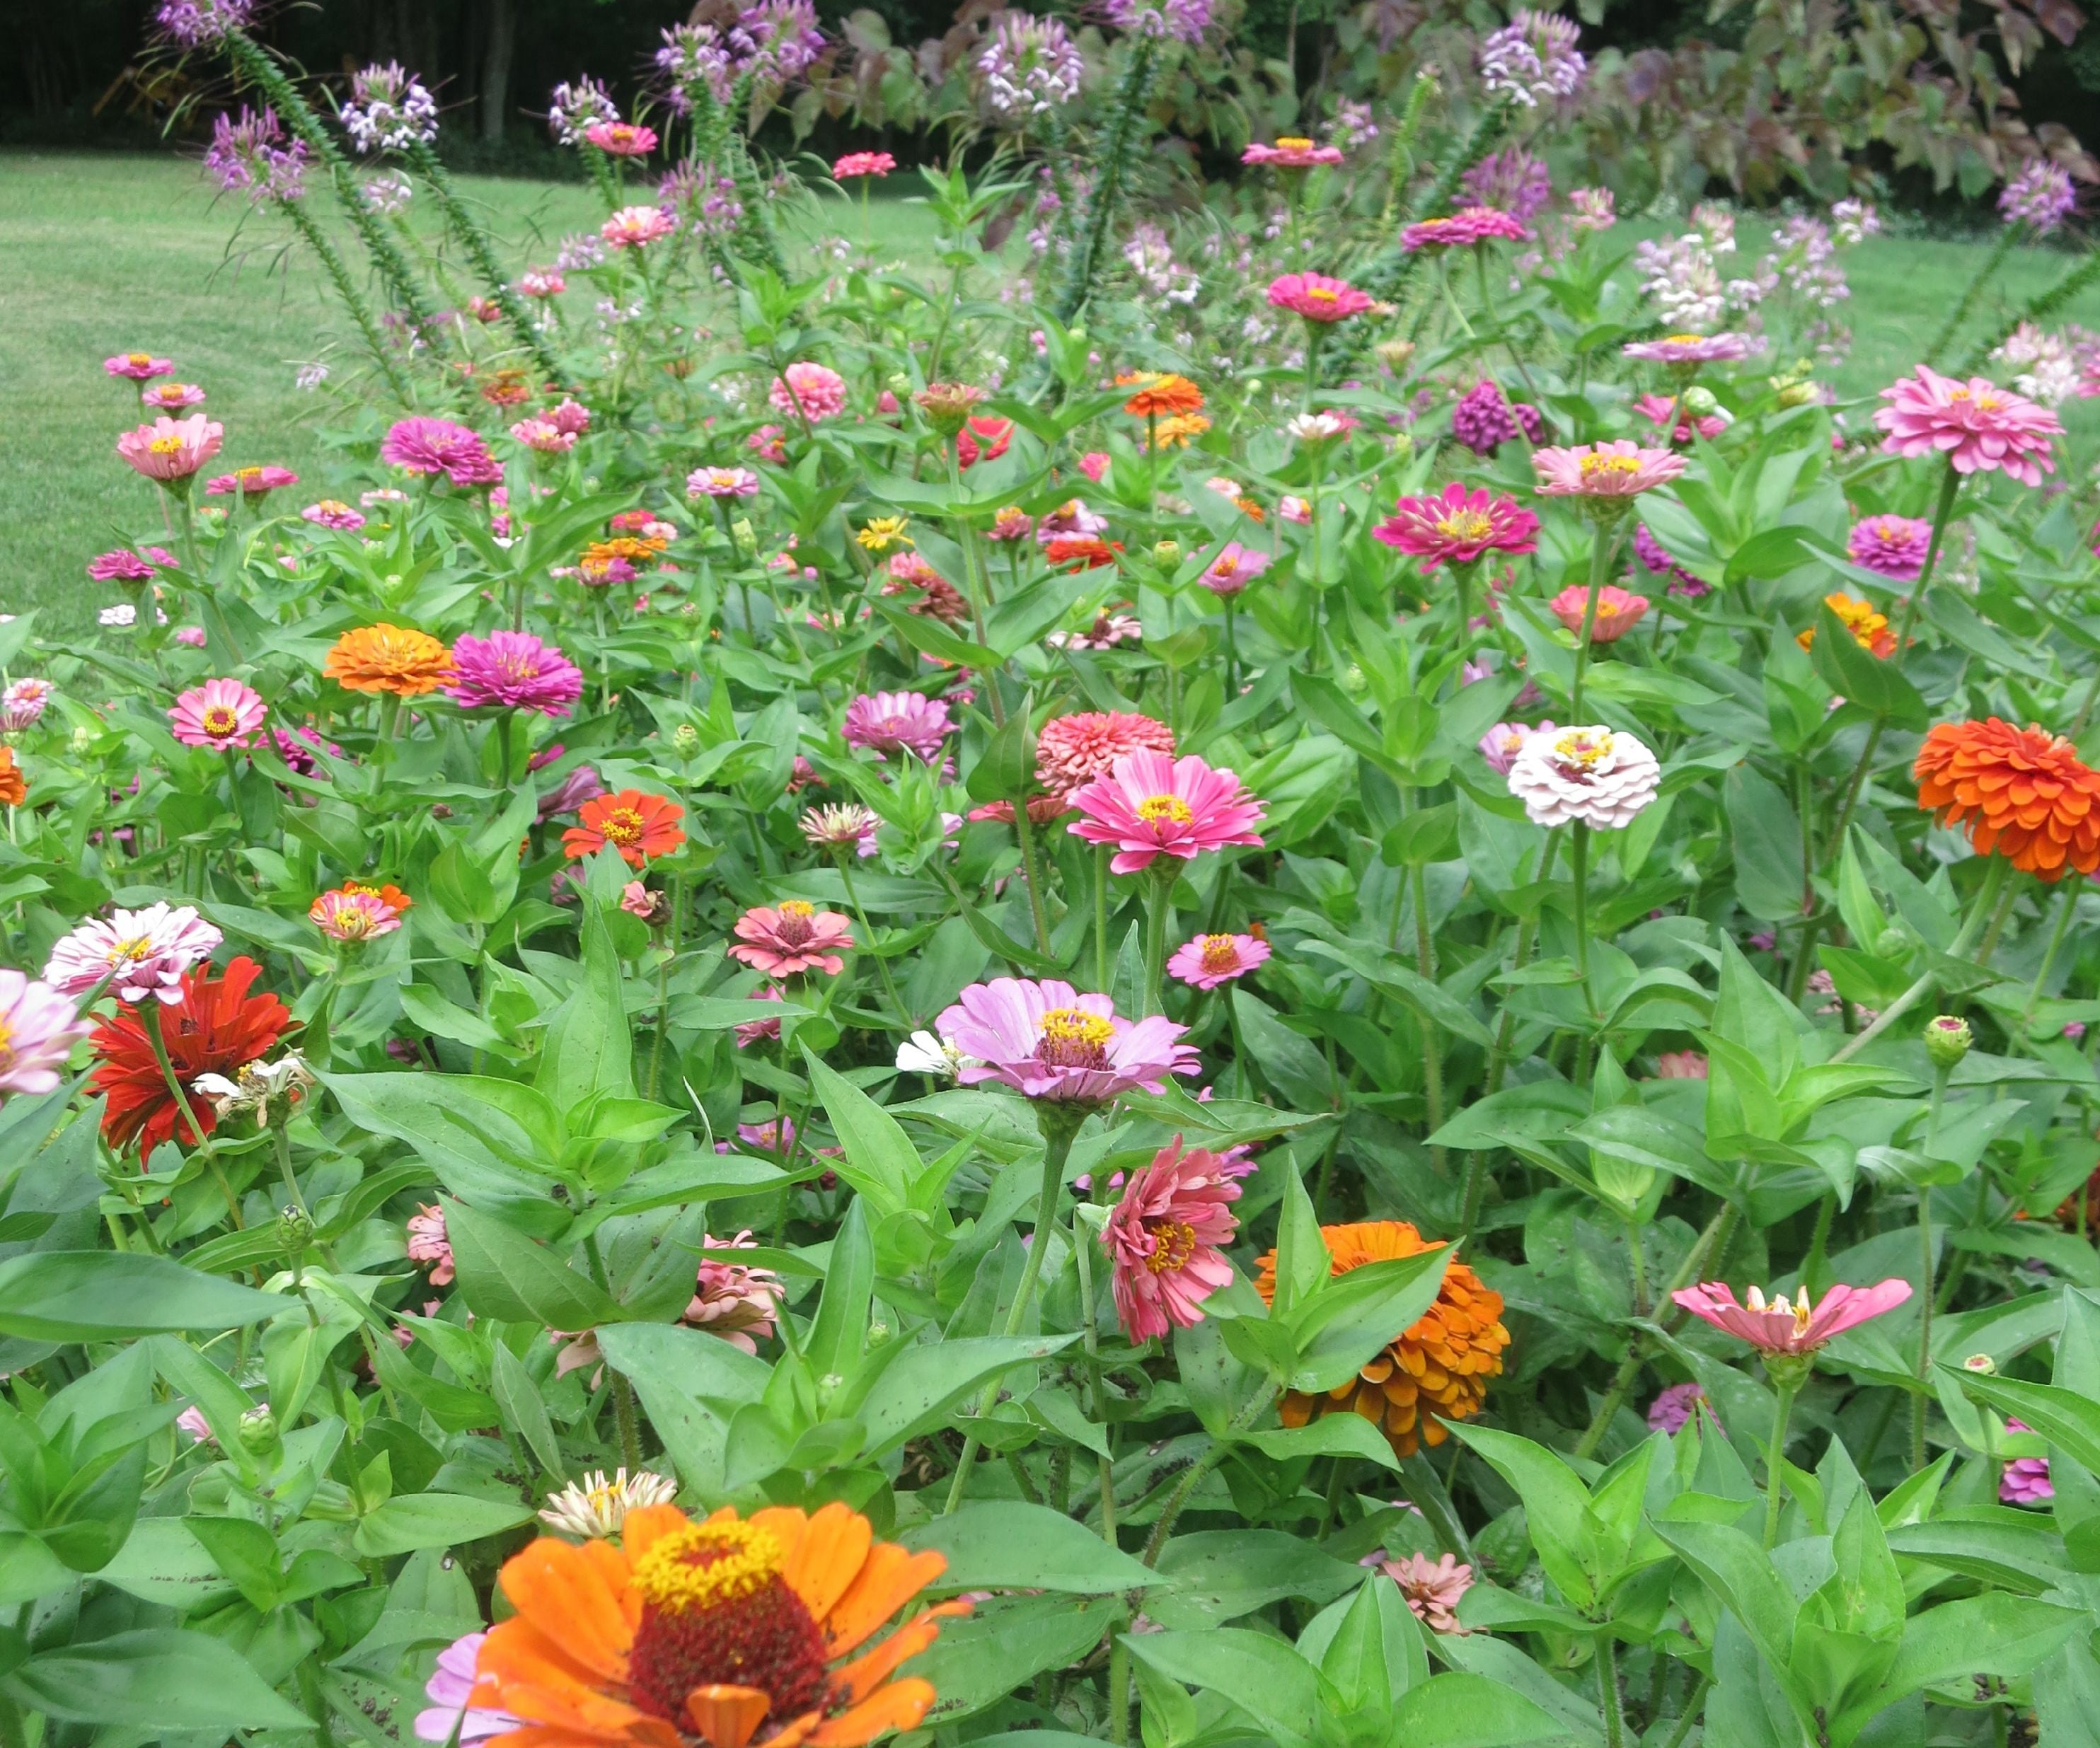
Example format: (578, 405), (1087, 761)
(806, 1678), (937, 1746)
(782, 1500), (874, 1623)
(822, 1545), (948, 1656)
(685, 1684), (772, 1748)
(495, 1541), (636, 1680)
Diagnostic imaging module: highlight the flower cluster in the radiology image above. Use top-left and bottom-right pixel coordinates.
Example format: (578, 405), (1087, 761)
(340, 63), (440, 154)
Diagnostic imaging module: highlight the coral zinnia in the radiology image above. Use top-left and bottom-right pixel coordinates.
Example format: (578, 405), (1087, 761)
(325, 623), (456, 696)
(1117, 372), (1205, 418)
(1874, 365), (2060, 487)
(1913, 717), (2100, 881)
(935, 978), (1198, 1105)
(1102, 1136), (1241, 1342)
(1036, 712), (1175, 799)
(1066, 748), (1266, 874)
(1373, 483), (1540, 573)
(468, 1501), (963, 1748)
(1548, 583), (1649, 642)
(563, 789), (688, 868)
(1256, 1220), (1508, 1457)
(0, 748), (27, 807)
(729, 901), (855, 977)
(87, 956), (290, 1154)
(310, 887), (403, 942)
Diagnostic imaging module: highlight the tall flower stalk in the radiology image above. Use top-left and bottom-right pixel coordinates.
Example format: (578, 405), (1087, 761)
(403, 143), (565, 382)
(1051, 37), (1160, 325)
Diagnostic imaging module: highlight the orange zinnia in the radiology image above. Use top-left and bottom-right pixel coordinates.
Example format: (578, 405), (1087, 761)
(1148, 413), (1211, 450)
(0, 747), (27, 807)
(323, 623), (455, 697)
(1796, 592), (1894, 659)
(1044, 537), (1124, 572)
(471, 1502), (965, 1748)
(1255, 1220), (1509, 1457)
(1116, 371), (1204, 419)
(1914, 717), (2100, 882)
(563, 789), (688, 867)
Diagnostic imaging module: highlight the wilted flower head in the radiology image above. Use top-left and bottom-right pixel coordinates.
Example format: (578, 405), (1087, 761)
(204, 106), (308, 204)
(1506, 725), (1661, 829)
(979, 12), (1086, 120)
(1479, 8), (1586, 105)
(342, 63), (440, 154)
(46, 902), (222, 1005)
(538, 1469), (680, 1539)
(190, 1051), (314, 1127)
(1999, 159), (2078, 235)
(936, 978), (1198, 1105)
(1671, 1278), (1912, 1355)
(1382, 1553), (1473, 1633)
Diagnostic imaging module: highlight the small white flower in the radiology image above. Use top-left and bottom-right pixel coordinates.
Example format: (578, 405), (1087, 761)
(192, 1053), (316, 1125)
(295, 362), (330, 391)
(1204, 475), (1244, 499)
(1506, 725), (1661, 830)
(896, 1030), (963, 1079)
(538, 1468), (679, 1539)
(1286, 412), (1347, 444)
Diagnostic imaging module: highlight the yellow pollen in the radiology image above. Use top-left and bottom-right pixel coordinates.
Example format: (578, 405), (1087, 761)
(1136, 794), (1194, 826)
(200, 706), (238, 736)
(1199, 934), (1240, 973)
(1276, 136), (1315, 150)
(1665, 333), (1705, 346)
(1552, 730), (1611, 768)
(1435, 512), (1494, 543)
(1949, 388), (1971, 401)
(778, 899), (814, 919)
(127, 353), (153, 368)
(599, 808), (645, 846)
(1146, 1220), (1199, 1273)
(325, 902), (374, 939)
(1596, 601), (1620, 617)
(1039, 1008), (1115, 1050)
(0, 1019), (13, 1069)
(632, 1521), (783, 1616)
(1976, 395), (2002, 412)
(108, 936), (154, 964)
(148, 436), (188, 456)
(235, 468), (265, 485)
(1579, 454), (1643, 478)
(1306, 287), (1339, 302)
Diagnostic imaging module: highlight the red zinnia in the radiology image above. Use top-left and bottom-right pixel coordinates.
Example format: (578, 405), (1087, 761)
(88, 956), (290, 1156)
(1045, 536), (1123, 572)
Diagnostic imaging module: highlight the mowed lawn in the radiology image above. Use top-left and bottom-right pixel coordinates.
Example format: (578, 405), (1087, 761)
(4, 149), (2097, 632)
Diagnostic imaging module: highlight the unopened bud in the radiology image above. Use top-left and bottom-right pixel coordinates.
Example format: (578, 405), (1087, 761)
(1925, 1014), (1973, 1068)
(1962, 1353), (1997, 1374)
(866, 1320), (892, 1347)
(886, 372), (911, 396)
(672, 722), (700, 753)
(276, 1205), (313, 1256)
(1375, 339), (1417, 374)
(1777, 381), (1820, 408)
(237, 1404), (279, 1457)
(1680, 386), (1719, 415)
(1874, 926), (1911, 960)
(914, 381), (986, 437)
(1153, 539), (1181, 565)
(70, 726), (94, 755)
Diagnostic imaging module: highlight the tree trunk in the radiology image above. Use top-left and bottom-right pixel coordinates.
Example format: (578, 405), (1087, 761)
(481, 0), (514, 144)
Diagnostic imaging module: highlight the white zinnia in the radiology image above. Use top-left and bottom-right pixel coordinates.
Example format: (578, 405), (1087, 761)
(1506, 724), (1661, 830)
(538, 1468), (679, 1539)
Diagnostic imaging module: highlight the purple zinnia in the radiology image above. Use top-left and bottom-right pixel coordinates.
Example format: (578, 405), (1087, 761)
(1460, 149), (1552, 223)
(381, 417), (503, 488)
(2000, 1419), (2053, 1505)
(1450, 380), (1541, 457)
(1648, 1381), (1720, 1435)
(1998, 161), (2078, 236)
(446, 631), (584, 717)
(1845, 514), (1934, 581)
(271, 725), (340, 775)
(413, 1633), (524, 1745)
(842, 690), (953, 763)
(1632, 522), (1707, 596)
(935, 978), (1199, 1106)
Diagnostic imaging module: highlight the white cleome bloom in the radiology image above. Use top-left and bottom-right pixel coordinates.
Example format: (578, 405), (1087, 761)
(895, 1029), (964, 1079)
(538, 1468), (679, 1539)
(1506, 724), (1661, 830)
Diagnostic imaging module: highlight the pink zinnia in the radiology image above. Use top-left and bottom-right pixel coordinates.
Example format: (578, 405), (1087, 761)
(1373, 482), (1540, 572)
(311, 889), (402, 942)
(1647, 1381), (1718, 1435)
(1633, 392), (1726, 446)
(842, 690), (952, 763)
(1166, 931), (1271, 990)
(1873, 365), (2060, 487)
(935, 977), (1199, 1105)
(174, 627), (207, 647)
(770, 362), (848, 422)
(204, 465), (299, 499)
(2, 678), (52, 731)
(1242, 139), (1344, 168)
(1652, 1050), (1708, 1079)
(1402, 207), (1530, 250)
(833, 151), (896, 179)
(142, 383), (207, 411)
(1549, 583), (1649, 642)
(302, 499), (367, 531)
(0, 971), (89, 1096)
(601, 204), (678, 247)
(512, 419), (575, 454)
(729, 901), (854, 976)
(1067, 748), (1267, 874)
(1381, 1553), (1473, 1633)
(1266, 272), (1373, 323)
(1077, 452), (1112, 483)
(1037, 499), (1109, 544)
(1102, 1136), (1242, 1341)
(2000, 1419), (2053, 1505)
(688, 465), (761, 499)
(381, 417), (503, 488)
(1622, 332), (1756, 364)
(45, 901), (221, 1005)
(105, 352), (174, 381)
(1199, 542), (1271, 596)
(117, 415), (223, 483)
(1533, 440), (1685, 498)
(519, 269), (565, 298)
(734, 985), (786, 1048)
(1671, 1278), (1912, 1355)
(584, 120), (657, 156)
(169, 677), (266, 750)
(1036, 712), (1176, 799)
(1479, 719), (1554, 775)
(446, 630), (584, 717)
(1846, 514), (1934, 580)
(88, 550), (156, 584)
(406, 1203), (455, 1285)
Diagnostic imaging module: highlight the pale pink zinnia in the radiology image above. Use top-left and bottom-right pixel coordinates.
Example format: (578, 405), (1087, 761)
(301, 499), (367, 531)
(1670, 1278), (1912, 1355)
(1479, 719), (1554, 776)
(511, 419), (575, 454)
(1533, 440), (1685, 499)
(1037, 499), (1109, 545)
(142, 383), (207, 411)
(768, 362), (849, 422)
(1373, 482), (1540, 572)
(406, 1203), (455, 1285)
(1381, 1553), (1473, 1633)
(728, 901), (854, 976)
(45, 901), (222, 1005)
(1166, 931), (1271, 990)
(204, 464), (299, 499)
(1, 678), (52, 731)
(117, 415), (224, 483)
(169, 677), (267, 750)
(0, 971), (91, 1096)
(842, 690), (953, 763)
(1506, 725), (1660, 830)
(1266, 272), (1374, 323)
(684, 1230), (783, 1353)
(1102, 1136), (1242, 1341)
(1549, 583), (1649, 642)
(1066, 748), (1266, 874)
(311, 889), (403, 942)
(935, 977), (1199, 1104)
(1873, 365), (2060, 487)
(1199, 542), (1271, 597)
(600, 204), (678, 248)
(1622, 332), (1757, 364)
(1036, 712), (1176, 799)
(446, 630), (584, 717)
(1846, 514), (1934, 579)
(688, 465), (761, 499)
(1652, 1050), (1708, 1079)
(734, 985), (786, 1048)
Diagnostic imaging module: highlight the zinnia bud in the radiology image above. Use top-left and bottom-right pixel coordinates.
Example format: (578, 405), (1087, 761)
(1925, 1014), (1973, 1067)
(277, 1205), (313, 1256)
(1153, 539), (1181, 564)
(672, 722), (700, 753)
(1874, 925), (1912, 960)
(238, 1404), (280, 1457)
(1963, 1352), (1997, 1374)
(1680, 386), (1719, 415)
(914, 381), (986, 436)
(1375, 339), (1417, 373)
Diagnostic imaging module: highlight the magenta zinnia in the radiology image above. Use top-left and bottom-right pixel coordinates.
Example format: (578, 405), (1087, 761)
(170, 678), (267, 750)
(935, 978), (1199, 1104)
(1846, 514), (1934, 579)
(842, 690), (953, 763)
(1066, 748), (1266, 874)
(1873, 365), (2060, 487)
(381, 417), (504, 488)
(769, 361), (849, 421)
(1373, 483), (1540, 572)
(1102, 1137), (1242, 1342)
(446, 631), (584, 717)
(1400, 207), (1530, 250)
(1671, 1279), (1911, 1355)
(1266, 272), (1373, 323)
(1199, 542), (1271, 596)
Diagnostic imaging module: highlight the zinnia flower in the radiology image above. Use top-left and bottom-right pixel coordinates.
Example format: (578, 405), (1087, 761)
(689, 466), (761, 499)
(1874, 366), (2060, 487)
(1400, 207), (1530, 250)
(1634, 392), (1728, 446)
(686, 1231), (783, 1352)
(1478, 720), (1553, 776)
(770, 362), (849, 421)
(1506, 726), (1661, 830)
(0, 973), (90, 1096)
(935, 978), (1198, 1104)
(1373, 483), (1540, 572)
(1622, 332), (1757, 364)
(1652, 1050), (1709, 1080)
(86, 956), (289, 1154)
(1166, 932), (1270, 990)
(1846, 514), (1934, 579)
(1381, 1553), (1472, 1633)
(842, 691), (952, 763)
(465, 1502), (963, 1748)
(302, 500), (367, 531)
(2001, 1419), (2053, 1505)
(325, 623), (456, 696)
(310, 888), (402, 942)
(1117, 372), (1205, 418)
(536, 1471), (681, 1542)
(1533, 441), (1686, 500)
(1243, 136), (1344, 168)
(1671, 1279), (1911, 1354)
(88, 550), (157, 584)
(45, 902), (222, 1006)
(1102, 1137), (1241, 1341)
(1199, 543), (1271, 597)
(1, 678), (52, 731)
(1066, 748), (1266, 874)
(585, 120), (657, 156)
(729, 901), (855, 976)
(855, 516), (912, 552)
(1266, 272), (1374, 323)
(600, 204), (678, 247)
(446, 630), (584, 716)
(105, 352), (174, 381)
(1036, 712), (1175, 799)
(1913, 717), (2100, 881)
(142, 383), (207, 411)
(168, 678), (266, 750)
(205, 465), (299, 499)
(413, 1632), (525, 1745)
(955, 415), (1012, 469)
(833, 150), (896, 178)
(1255, 1220), (1510, 1457)
(1549, 584), (1649, 642)
(381, 417), (504, 487)
(117, 415), (223, 484)
(1797, 593), (1894, 659)
(0, 748), (25, 807)
(562, 790), (687, 867)
(407, 1203), (454, 1285)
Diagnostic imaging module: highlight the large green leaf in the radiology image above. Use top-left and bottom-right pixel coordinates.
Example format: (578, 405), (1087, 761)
(443, 1196), (625, 1331)
(1950, 1367), (2100, 1475)
(0, 1253), (282, 1341)
(1286, 1246), (1452, 1393)
(1122, 1628), (1332, 1748)
(804, 1050), (920, 1216)
(1387, 1673), (1567, 1747)
(901, 1502), (1165, 1593)
(6, 1629), (312, 1730)
(351, 1492), (536, 1558)
(852, 1333), (1079, 1458)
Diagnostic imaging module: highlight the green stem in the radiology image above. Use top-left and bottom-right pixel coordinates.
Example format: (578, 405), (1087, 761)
(1409, 859), (1446, 1171)
(280, 197), (413, 403)
(1142, 870), (1172, 1016)
(407, 141), (564, 382)
(1570, 821), (1592, 1024)
(1886, 462), (1963, 672)
(1832, 855), (2012, 1063)
(1139, 1384), (1280, 1565)
(1763, 1375), (1801, 1548)
(139, 1002), (241, 1227)
(838, 852), (909, 1025)
(1095, 843), (1113, 995)
(1597, 1637), (1625, 1748)
(1569, 522), (1618, 719)
(1051, 37), (1160, 326)
(1658, 1674), (1711, 1748)
(2020, 876), (2079, 1031)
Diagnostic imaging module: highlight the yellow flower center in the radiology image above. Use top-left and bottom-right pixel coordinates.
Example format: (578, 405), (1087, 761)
(325, 901), (375, 939)
(599, 807), (645, 847)
(633, 1521), (784, 1616)
(108, 935), (154, 964)
(200, 705), (239, 736)
(1137, 794), (1194, 826)
(1034, 1007), (1115, 1072)
(316, 499), (350, 516)
(779, 900), (814, 918)
(1552, 730), (1611, 768)
(1199, 934), (1240, 973)
(1666, 333), (1704, 346)
(1435, 512), (1494, 543)
(1949, 388), (1971, 401)
(1146, 1220), (1199, 1273)
(128, 354), (154, 368)
(0, 1019), (14, 1070)
(1596, 600), (1620, 618)
(1305, 286), (1339, 303)
(234, 468), (266, 486)
(1976, 394), (2002, 412)
(1277, 136), (1315, 150)
(149, 436), (188, 456)
(1579, 454), (1643, 479)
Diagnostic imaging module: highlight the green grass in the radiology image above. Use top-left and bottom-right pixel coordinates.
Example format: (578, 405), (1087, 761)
(4, 149), (2098, 632)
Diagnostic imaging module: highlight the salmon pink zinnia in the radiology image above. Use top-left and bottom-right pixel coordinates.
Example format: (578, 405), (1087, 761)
(729, 901), (855, 976)
(1873, 365), (2060, 487)
(833, 151), (896, 179)
(205, 465), (299, 499)
(935, 978), (1199, 1104)
(600, 204), (678, 248)
(1533, 440), (1685, 499)
(170, 678), (267, 750)
(1036, 712), (1175, 799)
(106, 352), (175, 381)
(1266, 272), (1374, 323)
(117, 415), (224, 485)
(1102, 1136), (1242, 1342)
(1549, 583), (1650, 642)
(1373, 482), (1540, 572)
(310, 888), (403, 943)
(1066, 748), (1267, 874)
(769, 361), (849, 422)
(1671, 1278), (1912, 1355)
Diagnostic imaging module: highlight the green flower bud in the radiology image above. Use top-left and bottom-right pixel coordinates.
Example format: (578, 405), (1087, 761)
(1777, 381), (1821, 408)
(1153, 539), (1181, 565)
(276, 1205), (313, 1256)
(1874, 926), (1912, 960)
(237, 1404), (280, 1457)
(1924, 1014), (1973, 1068)
(1680, 386), (1719, 415)
(673, 722), (700, 753)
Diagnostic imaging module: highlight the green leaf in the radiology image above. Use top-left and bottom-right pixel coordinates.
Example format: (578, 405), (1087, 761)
(1386, 1673), (1567, 1747)
(1865, 1594), (2080, 1723)
(805, 1197), (875, 1383)
(901, 1502), (1165, 1592)
(490, 1340), (564, 1476)
(852, 1333), (1079, 1458)
(1286, 1247), (1452, 1394)
(1726, 766), (1805, 924)
(1808, 601), (1928, 728)
(804, 1050), (920, 1217)
(351, 1492), (536, 1558)
(1950, 1367), (2100, 1475)
(6, 1629), (312, 1730)
(320, 1069), (563, 1195)
(540, 905), (635, 1106)
(442, 1198), (625, 1331)
(0, 1253), (282, 1341)
(1235, 1413), (1404, 1474)
(186, 1516), (281, 1613)
(1269, 1157), (1332, 1319)
(1122, 1628), (1331, 1748)
(1442, 1425), (1598, 1611)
